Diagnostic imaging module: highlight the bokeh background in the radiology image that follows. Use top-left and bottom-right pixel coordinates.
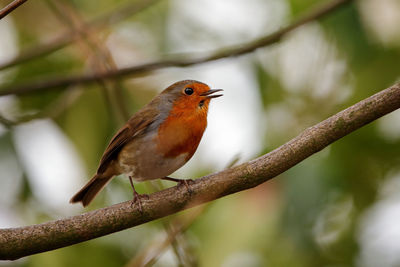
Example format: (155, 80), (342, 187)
(1, 0), (400, 266)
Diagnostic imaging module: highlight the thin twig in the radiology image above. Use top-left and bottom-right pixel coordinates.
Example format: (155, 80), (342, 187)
(45, 0), (130, 124)
(126, 206), (207, 267)
(0, 89), (82, 127)
(136, 182), (200, 266)
(0, 0), (28, 20)
(0, 0), (353, 96)
(0, 0), (161, 70)
(130, 155), (240, 266)
(1, 82), (399, 260)
(0, 113), (14, 127)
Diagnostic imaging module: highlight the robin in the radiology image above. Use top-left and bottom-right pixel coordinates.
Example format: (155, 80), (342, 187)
(70, 80), (222, 211)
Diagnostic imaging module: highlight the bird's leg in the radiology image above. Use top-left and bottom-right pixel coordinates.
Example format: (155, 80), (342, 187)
(161, 176), (194, 193)
(129, 176), (148, 212)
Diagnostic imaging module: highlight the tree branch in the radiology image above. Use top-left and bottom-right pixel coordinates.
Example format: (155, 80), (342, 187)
(127, 205), (208, 267)
(0, 0), (160, 70)
(0, 88), (82, 128)
(0, 0), (28, 20)
(45, 0), (131, 123)
(1, 82), (399, 260)
(0, 0), (353, 96)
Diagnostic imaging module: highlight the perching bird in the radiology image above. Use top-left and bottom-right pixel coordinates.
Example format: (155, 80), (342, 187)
(70, 80), (222, 210)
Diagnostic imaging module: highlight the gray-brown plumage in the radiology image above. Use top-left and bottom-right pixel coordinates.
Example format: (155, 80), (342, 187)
(70, 80), (222, 207)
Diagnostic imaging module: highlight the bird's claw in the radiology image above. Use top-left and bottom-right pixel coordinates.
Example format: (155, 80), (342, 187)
(162, 177), (194, 194)
(177, 179), (194, 194)
(130, 192), (149, 213)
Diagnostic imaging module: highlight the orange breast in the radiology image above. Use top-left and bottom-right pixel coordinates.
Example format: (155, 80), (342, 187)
(157, 104), (208, 160)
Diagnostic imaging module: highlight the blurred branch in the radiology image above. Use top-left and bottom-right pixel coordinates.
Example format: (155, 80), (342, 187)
(130, 155), (240, 266)
(0, 113), (14, 127)
(0, 0), (28, 20)
(0, 0), (160, 70)
(1, 82), (399, 260)
(45, 0), (130, 123)
(0, 0), (353, 96)
(0, 89), (82, 128)
(127, 205), (207, 267)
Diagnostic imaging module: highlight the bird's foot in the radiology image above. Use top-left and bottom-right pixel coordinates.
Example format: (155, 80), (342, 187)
(130, 191), (149, 213)
(129, 176), (148, 213)
(162, 177), (194, 193)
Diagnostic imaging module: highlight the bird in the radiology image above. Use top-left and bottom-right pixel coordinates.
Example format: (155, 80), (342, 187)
(70, 80), (223, 211)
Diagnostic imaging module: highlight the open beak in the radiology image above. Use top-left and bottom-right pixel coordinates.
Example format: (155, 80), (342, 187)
(200, 89), (223, 99)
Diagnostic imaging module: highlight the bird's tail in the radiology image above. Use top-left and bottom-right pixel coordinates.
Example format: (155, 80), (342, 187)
(70, 174), (112, 207)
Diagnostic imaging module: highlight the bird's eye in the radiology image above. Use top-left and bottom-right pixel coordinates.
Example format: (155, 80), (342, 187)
(184, 87), (194, 95)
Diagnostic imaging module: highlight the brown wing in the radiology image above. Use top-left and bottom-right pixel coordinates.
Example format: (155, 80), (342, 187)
(97, 103), (160, 174)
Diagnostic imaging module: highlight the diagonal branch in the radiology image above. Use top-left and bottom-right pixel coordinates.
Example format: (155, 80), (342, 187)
(1, 82), (399, 260)
(45, 0), (131, 123)
(0, 0), (28, 20)
(127, 205), (208, 267)
(0, 0), (353, 96)
(0, 88), (82, 128)
(0, 0), (160, 70)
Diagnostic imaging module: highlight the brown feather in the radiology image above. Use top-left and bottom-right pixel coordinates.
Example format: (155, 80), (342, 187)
(97, 99), (161, 174)
(69, 174), (112, 206)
